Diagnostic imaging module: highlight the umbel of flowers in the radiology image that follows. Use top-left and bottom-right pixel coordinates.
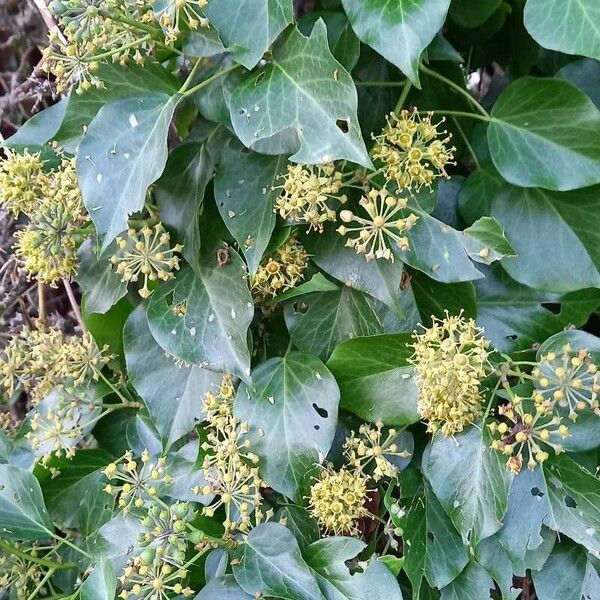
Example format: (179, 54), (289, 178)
(407, 313), (600, 474)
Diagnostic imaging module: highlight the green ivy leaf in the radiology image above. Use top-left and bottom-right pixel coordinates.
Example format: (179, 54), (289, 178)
(326, 333), (420, 426)
(439, 561), (494, 600)
(229, 21), (370, 167)
(275, 273), (339, 302)
(449, 0), (502, 28)
(80, 558), (116, 600)
(124, 305), (222, 446)
(458, 168), (504, 226)
(197, 575), (254, 599)
(205, 0), (293, 68)
(491, 184), (600, 293)
(234, 352), (339, 500)
(524, 0), (600, 62)
(542, 454), (600, 556)
(340, 0), (450, 86)
(475, 536), (517, 600)
(4, 98), (68, 148)
(496, 467), (550, 564)
(285, 288), (383, 361)
(303, 226), (407, 316)
(531, 539), (588, 600)
(557, 58), (600, 109)
(146, 257), (253, 380)
(155, 140), (219, 274)
(488, 77), (600, 191)
(0, 465), (52, 541)
(276, 505), (320, 552)
(462, 217), (515, 265)
(410, 271), (477, 327)
(77, 93), (179, 251)
(55, 62), (179, 147)
(423, 425), (513, 546)
(233, 522), (325, 600)
(214, 141), (282, 274)
(304, 536), (403, 599)
(75, 239), (127, 315)
(38, 450), (113, 536)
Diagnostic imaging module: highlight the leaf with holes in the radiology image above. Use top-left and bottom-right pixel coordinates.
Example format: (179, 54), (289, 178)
(234, 352), (339, 500)
(229, 20), (370, 167)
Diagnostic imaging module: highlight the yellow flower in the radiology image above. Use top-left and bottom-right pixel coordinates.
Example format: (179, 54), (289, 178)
(0, 149), (46, 216)
(533, 344), (600, 421)
(336, 188), (418, 261)
(489, 393), (569, 474)
(408, 312), (490, 436)
(274, 163), (348, 232)
(373, 108), (455, 193)
(343, 421), (411, 481)
(250, 238), (308, 304)
(109, 223), (183, 298)
(155, 0), (209, 43)
(0, 545), (45, 599)
(309, 466), (369, 535)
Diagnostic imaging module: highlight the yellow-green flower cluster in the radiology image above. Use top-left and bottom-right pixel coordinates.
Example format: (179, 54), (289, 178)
(110, 223), (183, 299)
(373, 108), (455, 193)
(0, 325), (109, 403)
(533, 344), (600, 421)
(408, 313), (490, 436)
(0, 151), (89, 285)
(250, 238), (308, 304)
(490, 393), (569, 474)
(274, 163), (348, 232)
(0, 546), (44, 600)
(117, 553), (193, 599)
(344, 421), (411, 481)
(337, 188), (418, 261)
(309, 422), (409, 534)
(44, 0), (157, 94)
(309, 466), (369, 535)
(0, 149), (46, 216)
(103, 450), (174, 514)
(155, 0), (209, 44)
(25, 387), (102, 465)
(194, 374), (268, 534)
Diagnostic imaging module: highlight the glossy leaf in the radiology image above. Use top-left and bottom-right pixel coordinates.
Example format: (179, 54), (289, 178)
(341, 0), (451, 86)
(124, 305), (222, 446)
(423, 425), (512, 546)
(147, 257), (253, 380)
(214, 141), (282, 274)
(81, 558), (116, 600)
(0, 465), (52, 541)
(488, 77), (600, 190)
(439, 561), (493, 600)
(229, 21), (370, 167)
(205, 0), (293, 68)
(524, 0), (600, 61)
(77, 93), (179, 251)
(326, 333), (420, 426)
(234, 352), (339, 500)
(285, 287), (383, 361)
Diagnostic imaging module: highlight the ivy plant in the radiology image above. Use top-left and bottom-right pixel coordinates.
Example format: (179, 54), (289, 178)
(2, 0), (600, 599)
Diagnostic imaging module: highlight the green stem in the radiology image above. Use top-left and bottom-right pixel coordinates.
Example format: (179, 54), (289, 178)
(0, 540), (76, 571)
(84, 34), (152, 62)
(355, 80), (407, 88)
(451, 117), (480, 169)
(418, 109), (490, 123)
(419, 64), (490, 117)
(28, 568), (56, 600)
(395, 80), (413, 111)
(51, 535), (92, 561)
(96, 370), (133, 406)
(180, 63), (242, 97)
(105, 12), (164, 38)
(178, 57), (206, 94)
